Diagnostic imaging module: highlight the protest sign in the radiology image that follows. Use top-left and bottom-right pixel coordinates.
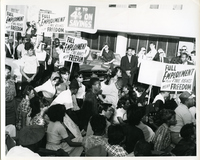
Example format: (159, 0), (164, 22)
(161, 64), (195, 92)
(6, 11), (25, 32)
(67, 6), (96, 33)
(40, 13), (66, 33)
(62, 36), (87, 63)
(63, 114), (82, 138)
(138, 60), (166, 87)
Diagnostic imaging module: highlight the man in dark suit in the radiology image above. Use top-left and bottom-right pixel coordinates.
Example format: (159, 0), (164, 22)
(153, 48), (169, 63)
(180, 52), (194, 65)
(120, 47), (138, 86)
(5, 34), (14, 58)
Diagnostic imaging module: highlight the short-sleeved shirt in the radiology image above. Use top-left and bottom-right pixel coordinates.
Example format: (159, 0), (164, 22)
(21, 55), (39, 74)
(113, 108), (127, 124)
(170, 103), (194, 133)
(46, 121), (69, 151)
(35, 50), (47, 62)
(136, 122), (155, 142)
(17, 43), (27, 58)
(102, 50), (115, 62)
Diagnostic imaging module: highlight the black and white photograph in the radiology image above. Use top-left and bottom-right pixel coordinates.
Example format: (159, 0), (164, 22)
(1, 0), (199, 158)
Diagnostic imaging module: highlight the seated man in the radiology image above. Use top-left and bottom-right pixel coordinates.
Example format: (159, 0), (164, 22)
(6, 125), (69, 157)
(170, 91), (195, 145)
(6, 125), (45, 157)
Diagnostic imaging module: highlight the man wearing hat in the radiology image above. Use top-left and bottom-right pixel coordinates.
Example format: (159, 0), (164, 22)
(6, 125), (45, 157)
(170, 91), (195, 144)
(6, 125), (69, 157)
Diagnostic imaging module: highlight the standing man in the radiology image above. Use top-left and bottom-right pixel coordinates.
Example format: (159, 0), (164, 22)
(180, 52), (194, 65)
(5, 34), (14, 58)
(170, 45), (187, 64)
(120, 47), (138, 86)
(153, 48), (169, 63)
(146, 42), (157, 61)
(137, 47), (146, 67)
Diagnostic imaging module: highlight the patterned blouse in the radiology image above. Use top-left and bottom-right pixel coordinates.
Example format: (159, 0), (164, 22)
(84, 135), (108, 152)
(152, 123), (171, 151)
(16, 98), (31, 130)
(5, 79), (16, 102)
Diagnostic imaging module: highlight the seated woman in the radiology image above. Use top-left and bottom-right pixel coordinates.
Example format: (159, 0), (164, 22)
(113, 96), (130, 124)
(5, 64), (17, 126)
(56, 67), (70, 96)
(99, 43), (115, 69)
(152, 109), (177, 152)
(46, 104), (83, 156)
(26, 96), (47, 127)
(99, 68), (123, 108)
(16, 85), (36, 130)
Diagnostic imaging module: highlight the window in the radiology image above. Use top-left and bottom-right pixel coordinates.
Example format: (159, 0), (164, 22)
(81, 31), (117, 52)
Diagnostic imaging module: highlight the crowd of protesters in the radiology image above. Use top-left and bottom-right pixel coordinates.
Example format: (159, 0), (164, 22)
(5, 27), (196, 157)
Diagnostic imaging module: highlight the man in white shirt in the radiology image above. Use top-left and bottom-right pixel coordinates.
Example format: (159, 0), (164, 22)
(146, 42), (157, 61)
(170, 91), (195, 144)
(153, 91), (170, 111)
(16, 37), (27, 59)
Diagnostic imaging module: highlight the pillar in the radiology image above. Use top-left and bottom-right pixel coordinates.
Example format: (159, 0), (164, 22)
(115, 33), (128, 57)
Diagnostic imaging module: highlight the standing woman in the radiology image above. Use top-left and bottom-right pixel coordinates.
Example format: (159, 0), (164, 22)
(35, 42), (47, 85)
(5, 65), (17, 126)
(20, 42), (39, 91)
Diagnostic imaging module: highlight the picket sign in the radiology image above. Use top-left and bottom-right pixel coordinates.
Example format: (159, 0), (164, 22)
(161, 64), (195, 92)
(6, 11), (25, 33)
(63, 114), (82, 138)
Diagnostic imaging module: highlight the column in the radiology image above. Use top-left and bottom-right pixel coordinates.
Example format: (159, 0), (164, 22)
(116, 33), (128, 57)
